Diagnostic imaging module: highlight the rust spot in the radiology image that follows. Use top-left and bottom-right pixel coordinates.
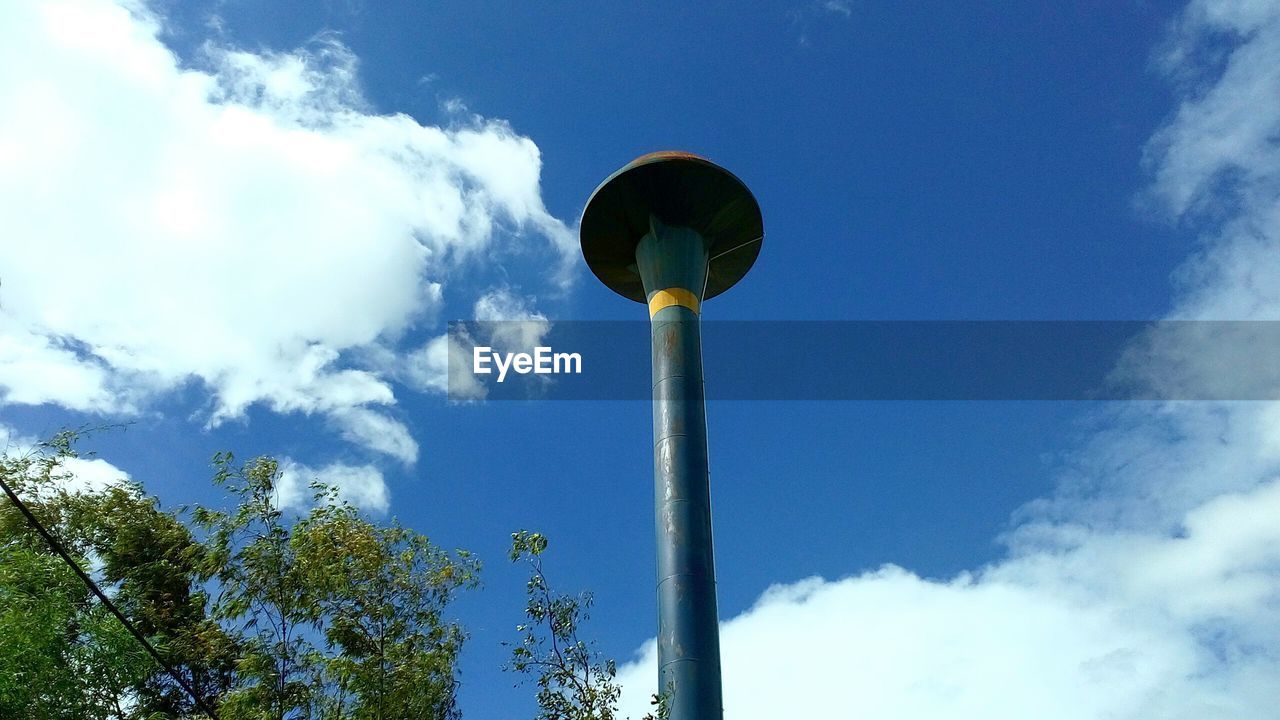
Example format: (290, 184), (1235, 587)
(629, 150), (712, 165)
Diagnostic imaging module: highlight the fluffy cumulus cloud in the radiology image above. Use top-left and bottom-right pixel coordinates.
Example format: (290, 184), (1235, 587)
(396, 286), (552, 400)
(617, 2), (1280, 717)
(0, 0), (572, 464)
(275, 458), (389, 513)
(1, 422), (131, 496)
(54, 456), (132, 496)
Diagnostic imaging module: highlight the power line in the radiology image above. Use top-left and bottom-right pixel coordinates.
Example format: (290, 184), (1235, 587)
(0, 474), (220, 720)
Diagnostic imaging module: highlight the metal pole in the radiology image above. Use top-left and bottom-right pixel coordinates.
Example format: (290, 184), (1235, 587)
(637, 218), (723, 720)
(579, 151), (762, 720)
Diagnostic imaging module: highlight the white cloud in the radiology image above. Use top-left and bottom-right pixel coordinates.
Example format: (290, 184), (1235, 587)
(472, 287), (552, 353)
(473, 287), (546, 324)
(0, 424), (36, 454)
(618, 432), (1280, 718)
(405, 331), (488, 401)
(329, 407), (418, 465)
(821, 1), (853, 19)
(388, 287), (551, 401)
(0, 0), (573, 462)
(54, 456), (132, 495)
(1144, 0), (1280, 323)
(1, 424), (131, 497)
(395, 333), (459, 396)
(276, 458), (389, 513)
(0, 325), (120, 413)
(618, 2), (1280, 716)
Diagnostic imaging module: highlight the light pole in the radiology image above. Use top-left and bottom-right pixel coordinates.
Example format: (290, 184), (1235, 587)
(580, 152), (764, 720)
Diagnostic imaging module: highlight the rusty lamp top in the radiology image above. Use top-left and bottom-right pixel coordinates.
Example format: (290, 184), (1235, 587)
(580, 151), (764, 303)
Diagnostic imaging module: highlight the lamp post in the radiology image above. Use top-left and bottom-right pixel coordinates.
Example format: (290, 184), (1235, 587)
(580, 152), (764, 720)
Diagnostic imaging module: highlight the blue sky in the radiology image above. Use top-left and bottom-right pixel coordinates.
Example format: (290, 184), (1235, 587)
(3, 1), (1280, 718)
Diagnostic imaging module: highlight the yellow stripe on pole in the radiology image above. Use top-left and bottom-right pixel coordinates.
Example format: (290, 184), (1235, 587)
(648, 288), (700, 317)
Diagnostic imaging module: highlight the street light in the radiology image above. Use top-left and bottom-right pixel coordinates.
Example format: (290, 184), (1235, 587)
(580, 151), (764, 720)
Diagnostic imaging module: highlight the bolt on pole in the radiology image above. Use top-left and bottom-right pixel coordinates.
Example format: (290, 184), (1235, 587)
(581, 152), (764, 720)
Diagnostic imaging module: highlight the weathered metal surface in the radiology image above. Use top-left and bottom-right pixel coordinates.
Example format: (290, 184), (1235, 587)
(580, 153), (763, 303)
(637, 221), (723, 720)
(579, 151), (763, 720)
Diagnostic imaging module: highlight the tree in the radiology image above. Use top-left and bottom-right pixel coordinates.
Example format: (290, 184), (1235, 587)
(77, 466), (239, 717)
(0, 539), (150, 719)
(506, 531), (667, 720)
(293, 486), (479, 720)
(194, 454), (479, 720)
(2, 435), (643, 720)
(0, 431), (236, 719)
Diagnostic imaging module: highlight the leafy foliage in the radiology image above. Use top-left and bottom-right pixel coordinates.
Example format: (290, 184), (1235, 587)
(1, 435), (641, 720)
(506, 531), (667, 720)
(193, 454), (479, 720)
(0, 431), (235, 719)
